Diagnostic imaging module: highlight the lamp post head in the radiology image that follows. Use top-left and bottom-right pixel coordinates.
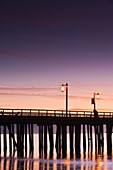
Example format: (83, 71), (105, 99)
(61, 84), (65, 92)
(66, 83), (68, 87)
(96, 93), (99, 99)
(61, 83), (68, 92)
(94, 92), (99, 98)
(94, 92), (99, 99)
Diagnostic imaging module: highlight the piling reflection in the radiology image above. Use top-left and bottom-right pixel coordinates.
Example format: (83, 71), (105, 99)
(0, 157), (113, 170)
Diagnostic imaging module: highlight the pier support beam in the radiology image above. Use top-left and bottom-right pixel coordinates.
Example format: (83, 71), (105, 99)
(100, 124), (104, 155)
(98, 125), (101, 154)
(17, 124), (20, 157)
(11, 124), (15, 154)
(17, 124), (24, 157)
(39, 125), (43, 158)
(75, 124), (81, 158)
(87, 124), (89, 154)
(83, 124), (86, 157)
(107, 124), (112, 156)
(90, 125), (93, 157)
(95, 125), (98, 156)
(44, 125), (47, 158)
(8, 124), (12, 157)
(69, 125), (74, 159)
(0, 125), (1, 157)
(3, 125), (7, 157)
(56, 125), (61, 158)
(25, 124), (27, 157)
(48, 125), (53, 159)
(30, 124), (34, 157)
(62, 125), (67, 159)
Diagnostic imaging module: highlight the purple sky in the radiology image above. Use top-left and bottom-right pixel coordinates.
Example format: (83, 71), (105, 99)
(0, 1), (113, 110)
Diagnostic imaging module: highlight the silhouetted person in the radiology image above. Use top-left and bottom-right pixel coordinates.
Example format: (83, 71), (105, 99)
(94, 109), (98, 118)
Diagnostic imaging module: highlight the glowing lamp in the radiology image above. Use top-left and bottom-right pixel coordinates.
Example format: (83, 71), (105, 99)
(96, 93), (99, 99)
(61, 84), (65, 92)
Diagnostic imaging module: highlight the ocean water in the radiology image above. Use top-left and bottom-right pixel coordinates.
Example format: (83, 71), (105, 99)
(1, 157), (113, 170)
(0, 131), (113, 169)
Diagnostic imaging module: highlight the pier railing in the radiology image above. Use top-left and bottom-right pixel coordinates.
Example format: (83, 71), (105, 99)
(0, 108), (113, 118)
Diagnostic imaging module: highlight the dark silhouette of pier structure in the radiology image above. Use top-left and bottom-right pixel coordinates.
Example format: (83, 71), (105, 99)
(0, 108), (113, 159)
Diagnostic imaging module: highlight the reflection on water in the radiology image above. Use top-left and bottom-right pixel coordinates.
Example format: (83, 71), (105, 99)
(0, 157), (113, 170)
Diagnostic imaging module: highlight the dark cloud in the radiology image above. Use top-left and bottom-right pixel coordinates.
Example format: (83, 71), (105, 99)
(0, 49), (28, 59)
(0, 1), (113, 33)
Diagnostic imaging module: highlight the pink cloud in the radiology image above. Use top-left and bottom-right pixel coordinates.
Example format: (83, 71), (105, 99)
(0, 85), (58, 91)
(0, 91), (90, 100)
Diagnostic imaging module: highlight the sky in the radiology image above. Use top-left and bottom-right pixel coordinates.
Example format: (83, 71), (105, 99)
(0, 0), (113, 111)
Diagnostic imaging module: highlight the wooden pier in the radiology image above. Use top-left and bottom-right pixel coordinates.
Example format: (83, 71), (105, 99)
(0, 108), (113, 159)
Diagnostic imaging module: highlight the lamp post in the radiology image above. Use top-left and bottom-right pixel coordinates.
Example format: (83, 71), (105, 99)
(91, 92), (99, 117)
(61, 83), (68, 117)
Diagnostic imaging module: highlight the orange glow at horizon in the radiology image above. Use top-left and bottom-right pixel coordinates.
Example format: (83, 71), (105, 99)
(0, 84), (113, 111)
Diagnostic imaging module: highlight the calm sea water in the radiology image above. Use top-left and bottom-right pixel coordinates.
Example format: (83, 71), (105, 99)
(1, 157), (113, 170)
(0, 132), (113, 169)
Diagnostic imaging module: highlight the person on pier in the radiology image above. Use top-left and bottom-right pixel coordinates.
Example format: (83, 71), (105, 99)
(94, 109), (98, 118)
